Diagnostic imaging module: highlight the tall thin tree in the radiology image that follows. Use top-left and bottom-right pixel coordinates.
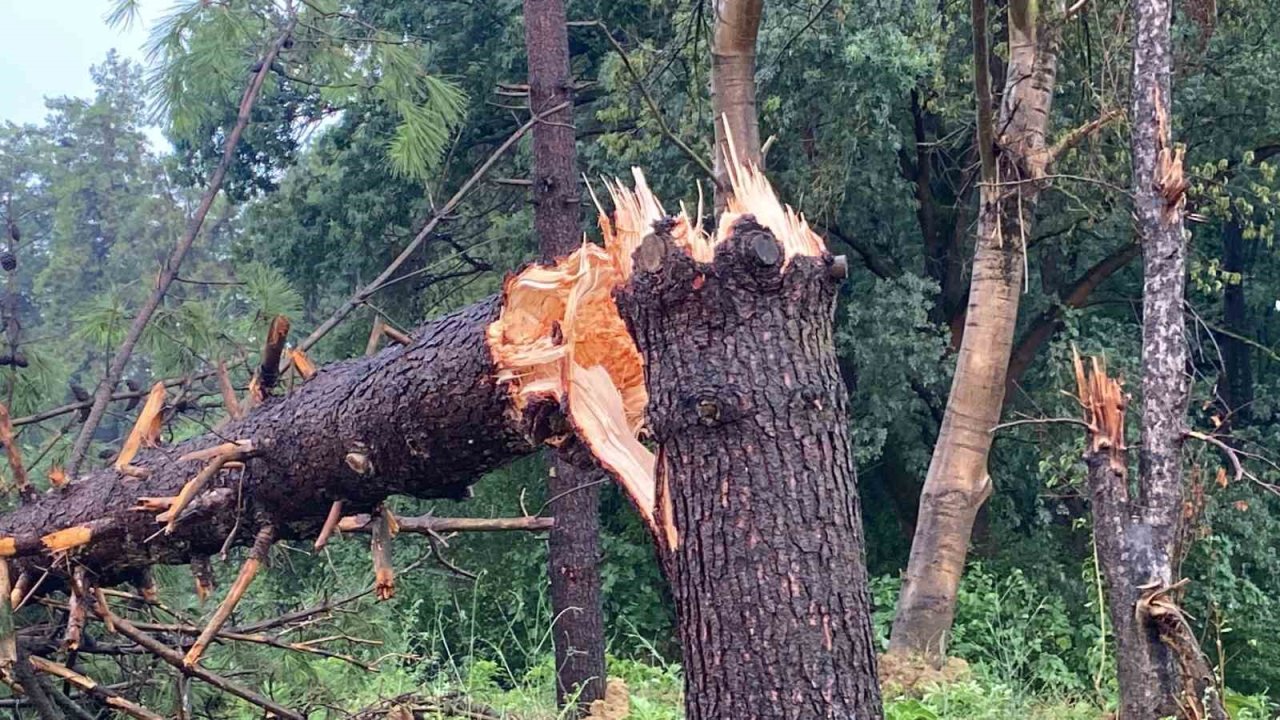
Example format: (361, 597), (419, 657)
(1076, 0), (1227, 716)
(523, 0), (607, 710)
(890, 0), (1064, 659)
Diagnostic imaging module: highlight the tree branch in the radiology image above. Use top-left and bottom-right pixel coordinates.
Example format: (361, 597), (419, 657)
(1047, 108), (1123, 166)
(66, 18), (299, 477)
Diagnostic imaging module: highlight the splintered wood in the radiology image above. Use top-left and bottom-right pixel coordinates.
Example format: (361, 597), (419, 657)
(1072, 349), (1127, 473)
(487, 158), (827, 551)
(245, 315), (290, 409)
(216, 360), (242, 420)
(115, 382), (167, 475)
(289, 348), (316, 380)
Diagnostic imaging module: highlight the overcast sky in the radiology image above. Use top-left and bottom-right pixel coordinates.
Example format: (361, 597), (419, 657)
(0, 0), (159, 127)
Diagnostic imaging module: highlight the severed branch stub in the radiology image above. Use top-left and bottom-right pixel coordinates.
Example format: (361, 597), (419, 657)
(246, 316), (290, 409)
(371, 506), (396, 601)
(0, 404), (33, 503)
(215, 361), (242, 421)
(183, 524), (275, 668)
(63, 567), (88, 652)
(116, 383), (168, 479)
(313, 500), (345, 551)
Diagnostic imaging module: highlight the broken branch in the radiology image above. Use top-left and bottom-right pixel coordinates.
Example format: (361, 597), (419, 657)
(183, 524), (275, 668)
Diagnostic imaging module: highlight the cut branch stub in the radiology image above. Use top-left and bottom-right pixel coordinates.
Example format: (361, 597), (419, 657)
(161, 445), (254, 533)
(258, 316), (290, 394)
(115, 382), (167, 475)
(0, 404), (32, 503)
(371, 507), (395, 601)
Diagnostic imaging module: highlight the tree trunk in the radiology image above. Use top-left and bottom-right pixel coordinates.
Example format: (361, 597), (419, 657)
(0, 296), (537, 580)
(889, 0), (1061, 659)
(1075, 356), (1226, 720)
(617, 218), (882, 719)
(523, 0), (607, 710)
(1087, 0), (1227, 715)
(711, 0), (764, 211)
(0, 167), (882, 719)
(1071, 4), (1228, 716)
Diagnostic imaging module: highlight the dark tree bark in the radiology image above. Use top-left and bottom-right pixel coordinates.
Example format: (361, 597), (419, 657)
(617, 219), (883, 719)
(1075, 358), (1225, 720)
(523, 0), (607, 709)
(0, 168), (884, 720)
(0, 297), (536, 579)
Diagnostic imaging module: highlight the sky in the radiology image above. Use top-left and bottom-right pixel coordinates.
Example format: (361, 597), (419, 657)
(0, 0), (160, 127)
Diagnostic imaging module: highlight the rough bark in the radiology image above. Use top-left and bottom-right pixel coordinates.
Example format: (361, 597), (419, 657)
(890, 0), (1062, 659)
(1098, 0), (1227, 714)
(0, 296), (535, 580)
(711, 0), (764, 210)
(617, 219), (882, 719)
(1, 165), (883, 719)
(1075, 358), (1226, 720)
(523, 0), (607, 708)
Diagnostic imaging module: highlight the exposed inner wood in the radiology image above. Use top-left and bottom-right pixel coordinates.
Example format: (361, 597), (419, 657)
(488, 158), (827, 544)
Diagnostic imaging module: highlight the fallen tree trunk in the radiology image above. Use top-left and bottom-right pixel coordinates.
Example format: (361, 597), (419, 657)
(0, 296), (537, 578)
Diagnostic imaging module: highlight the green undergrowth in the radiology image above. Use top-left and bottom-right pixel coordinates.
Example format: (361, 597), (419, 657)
(390, 656), (1272, 720)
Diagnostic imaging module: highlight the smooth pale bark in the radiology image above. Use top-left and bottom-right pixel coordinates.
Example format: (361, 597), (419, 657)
(523, 0), (607, 709)
(618, 219), (882, 719)
(711, 0), (764, 210)
(889, 0), (1061, 659)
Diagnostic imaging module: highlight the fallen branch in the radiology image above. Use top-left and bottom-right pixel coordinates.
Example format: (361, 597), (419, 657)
(184, 524), (275, 667)
(13, 371), (219, 429)
(27, 656), (163, 720)
(92, 602), (303, 720)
